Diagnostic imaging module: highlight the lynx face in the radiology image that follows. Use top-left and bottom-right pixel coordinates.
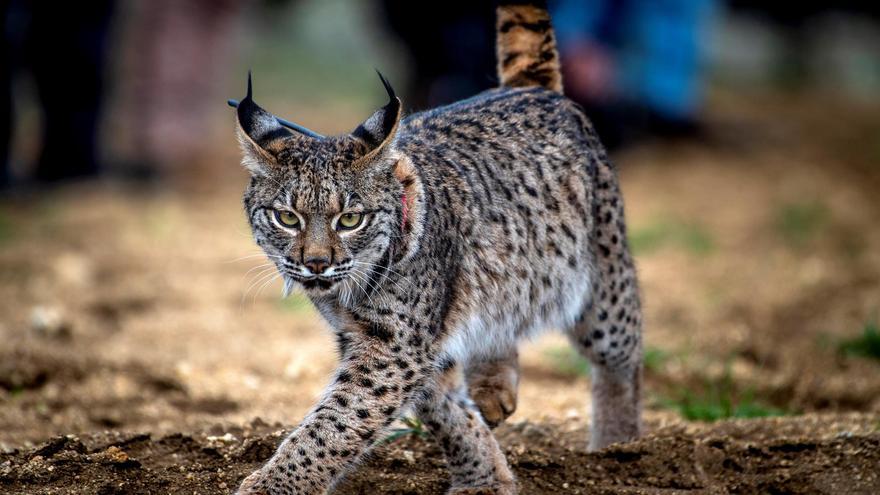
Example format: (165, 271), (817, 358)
(236, 73), (405, 300)
(243, 139), (402, 297)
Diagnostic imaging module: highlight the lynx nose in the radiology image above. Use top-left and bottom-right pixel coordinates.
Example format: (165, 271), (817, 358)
(304, 257), (331, 275)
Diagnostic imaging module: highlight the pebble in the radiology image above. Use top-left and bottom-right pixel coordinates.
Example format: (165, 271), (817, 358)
(29, 305), (72, 340)
(103, 446), (130, 463)
(206, 433), (237, 443)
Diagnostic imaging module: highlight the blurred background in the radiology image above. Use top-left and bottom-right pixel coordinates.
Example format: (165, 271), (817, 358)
(1, 0), (879, 449)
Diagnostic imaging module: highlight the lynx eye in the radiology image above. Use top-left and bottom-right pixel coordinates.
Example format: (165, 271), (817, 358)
(337, 212), (363, 230)
(274, 210), (301, 229)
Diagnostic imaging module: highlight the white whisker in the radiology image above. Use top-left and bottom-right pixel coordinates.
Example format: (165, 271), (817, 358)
(349, 267), (384, 307)
(353, 261), (414, 285)
(240, 268), (280, 311)
(346, 270), (372, 307)
(352, 261), (411, 293)
(242, 266), (277, 289)
(241, 263), (276, 281)
(282, 277), (296, 298)
(223, 252), (286, 264)
(253, 273), (281, 305)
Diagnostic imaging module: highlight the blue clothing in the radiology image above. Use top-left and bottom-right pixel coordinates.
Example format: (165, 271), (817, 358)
(551, 0), (717, 120)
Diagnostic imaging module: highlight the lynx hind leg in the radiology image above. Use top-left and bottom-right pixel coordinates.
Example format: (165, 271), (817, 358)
(568, 164), (643, 451)
(569, 264), (643, 450)
(466, 350), (520, 428)
(417, 363), (517, 495)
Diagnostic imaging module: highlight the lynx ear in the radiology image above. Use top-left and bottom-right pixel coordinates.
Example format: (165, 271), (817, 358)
(351, 71), (402, 167)
(234, 72), (320, 175)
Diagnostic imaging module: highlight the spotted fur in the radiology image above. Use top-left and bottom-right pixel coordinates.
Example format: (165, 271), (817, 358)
(234, 3), (641, 494)
(496, 0), (563, 93)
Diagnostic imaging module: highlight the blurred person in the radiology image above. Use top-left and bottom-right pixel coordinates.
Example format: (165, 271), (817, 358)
(1, 0), (115, 188)
(380, 0), (497, 111)
(553, 0), (718, 148)
(119, 0), (241, 178)
(381, 0), (717, 149)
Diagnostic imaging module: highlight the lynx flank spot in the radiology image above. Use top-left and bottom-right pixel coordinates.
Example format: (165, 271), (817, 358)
(234, 1), (641, 493)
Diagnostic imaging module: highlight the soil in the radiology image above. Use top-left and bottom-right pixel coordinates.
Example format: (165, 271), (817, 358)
(2, 414), (879, 494)
(1, 92), (879, 494)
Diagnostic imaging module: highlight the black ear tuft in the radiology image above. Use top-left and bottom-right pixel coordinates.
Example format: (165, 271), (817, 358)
(230, 71), (324, 140)
(352, 71), (402, 153)
(236, 72), (294, 159)
(376, 69), (395, 101)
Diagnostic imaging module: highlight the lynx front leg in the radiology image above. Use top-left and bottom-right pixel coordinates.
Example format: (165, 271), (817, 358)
(237, 322), (429, 495)
(466, 349), (520, 428)
(417, 363), (517, 495)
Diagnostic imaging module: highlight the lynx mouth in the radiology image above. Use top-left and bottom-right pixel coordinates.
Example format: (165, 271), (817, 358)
(300, 278), (336, 291)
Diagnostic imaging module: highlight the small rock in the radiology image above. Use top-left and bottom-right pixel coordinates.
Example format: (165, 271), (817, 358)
(402, 450), (415, 464)
(30, 306), (72, 340)
(104, 446), (129, 463)
(95, 446), (141, 468)
(207, 433), (237, 443)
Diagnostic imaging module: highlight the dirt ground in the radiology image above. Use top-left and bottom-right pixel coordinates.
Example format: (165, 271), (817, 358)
(2, 415), (879, 494)
(1, 92), (879, 494)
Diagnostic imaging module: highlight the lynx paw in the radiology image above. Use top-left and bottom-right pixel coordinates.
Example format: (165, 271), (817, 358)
(471, 383), (517, 428)
(236, 469), (269, 495)
(467, 359), (519, 428)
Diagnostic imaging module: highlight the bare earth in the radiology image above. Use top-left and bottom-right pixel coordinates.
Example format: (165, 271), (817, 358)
(1, 93), (879, 493)
(2, 415), (879, 494)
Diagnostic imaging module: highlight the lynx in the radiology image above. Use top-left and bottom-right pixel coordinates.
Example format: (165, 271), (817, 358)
(234, 1), (642, 493)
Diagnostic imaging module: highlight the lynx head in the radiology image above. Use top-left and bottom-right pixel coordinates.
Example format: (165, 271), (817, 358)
(235, 72), (421, 303)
